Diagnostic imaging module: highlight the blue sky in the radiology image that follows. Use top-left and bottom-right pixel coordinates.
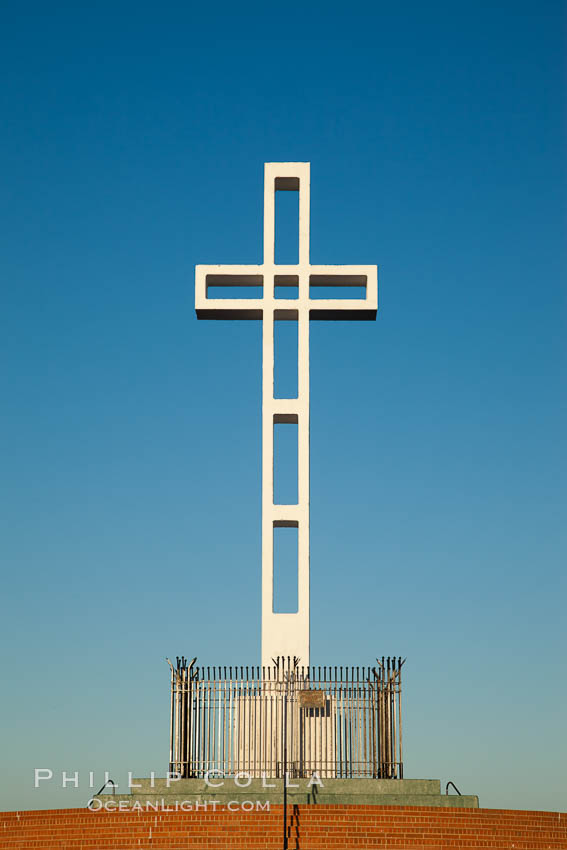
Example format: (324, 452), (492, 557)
(1, 0), (565, 813)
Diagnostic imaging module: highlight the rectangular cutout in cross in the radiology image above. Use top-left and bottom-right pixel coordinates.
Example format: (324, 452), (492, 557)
(275, 274), (299, 299)
(273, 524), (298, 613)
(273, 314), (298, 399)
(309, 274), (367, 300)
(206, 273), (263, 300)
(273, 420), (298, 505)
(275, 183), (299, 265)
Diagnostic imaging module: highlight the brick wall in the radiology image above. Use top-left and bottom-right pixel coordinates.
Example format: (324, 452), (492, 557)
(1, 804), (565, 848)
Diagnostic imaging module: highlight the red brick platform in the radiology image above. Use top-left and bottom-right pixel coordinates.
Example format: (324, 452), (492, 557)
(1, 804), (566, 848)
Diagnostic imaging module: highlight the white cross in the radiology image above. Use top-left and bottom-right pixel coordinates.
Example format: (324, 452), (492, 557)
(196, 163), (377, 668)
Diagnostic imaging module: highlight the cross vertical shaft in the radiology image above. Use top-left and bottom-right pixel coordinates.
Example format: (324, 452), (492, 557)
(262, 163), (311, 669)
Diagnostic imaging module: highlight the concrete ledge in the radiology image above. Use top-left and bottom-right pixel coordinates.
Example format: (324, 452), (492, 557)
(94, 777), (479, 808)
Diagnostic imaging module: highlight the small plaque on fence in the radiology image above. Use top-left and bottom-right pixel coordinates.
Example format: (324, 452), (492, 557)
(298, 689), (326, 709)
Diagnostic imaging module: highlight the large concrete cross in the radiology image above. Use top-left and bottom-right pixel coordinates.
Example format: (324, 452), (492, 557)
(196, 162), (377, 669)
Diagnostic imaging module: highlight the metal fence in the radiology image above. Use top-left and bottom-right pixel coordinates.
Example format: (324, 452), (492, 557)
(168, 656), (404, 780)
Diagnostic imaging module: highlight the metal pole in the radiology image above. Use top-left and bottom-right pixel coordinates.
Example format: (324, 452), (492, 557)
(283, 670), (288, 850)
(167, 658), (175, 774)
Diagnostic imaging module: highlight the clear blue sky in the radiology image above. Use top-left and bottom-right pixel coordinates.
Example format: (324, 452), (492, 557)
(1, 0), (565, 813)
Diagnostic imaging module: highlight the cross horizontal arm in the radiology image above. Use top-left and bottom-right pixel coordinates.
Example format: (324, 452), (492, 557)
(195, 264), (377, 320)
(195, 265), (264, 319)
(307, 264), (377, 320)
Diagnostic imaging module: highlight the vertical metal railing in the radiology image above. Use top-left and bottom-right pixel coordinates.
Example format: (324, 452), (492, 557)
(168, 656), (404, 779)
